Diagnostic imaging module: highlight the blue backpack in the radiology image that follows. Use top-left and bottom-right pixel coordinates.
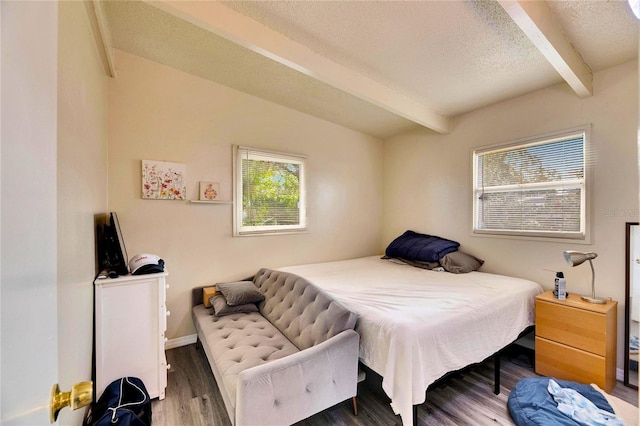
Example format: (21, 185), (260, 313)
(84, 377), (152, 426)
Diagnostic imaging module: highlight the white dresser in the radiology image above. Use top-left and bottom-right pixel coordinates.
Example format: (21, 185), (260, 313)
(94, 272), (169, 400)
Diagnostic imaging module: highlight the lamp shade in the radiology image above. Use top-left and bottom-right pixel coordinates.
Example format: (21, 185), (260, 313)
(563, 250), (597, 267)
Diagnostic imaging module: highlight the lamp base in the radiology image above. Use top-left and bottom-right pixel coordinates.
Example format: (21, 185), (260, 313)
(581, 295), (607, 304)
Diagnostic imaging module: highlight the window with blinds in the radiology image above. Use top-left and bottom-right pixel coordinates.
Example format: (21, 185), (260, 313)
(473, 127), (588, 239)
(233, 146), (307, 236)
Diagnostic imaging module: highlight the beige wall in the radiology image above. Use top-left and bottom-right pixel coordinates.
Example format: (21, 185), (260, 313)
(105, 38), (637, 376)
(57, 2), (109, 423)
(108, 50), (384, 340)
(383, 60), (639, 370)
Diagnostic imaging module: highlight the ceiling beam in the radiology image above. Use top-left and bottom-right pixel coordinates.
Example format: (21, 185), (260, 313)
(85, 0), (117, 78)
(144, 0), (452, 134)
(497, 0), (593, 98)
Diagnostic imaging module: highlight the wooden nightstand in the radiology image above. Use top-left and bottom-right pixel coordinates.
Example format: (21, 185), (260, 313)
(535, 290), (617, 392)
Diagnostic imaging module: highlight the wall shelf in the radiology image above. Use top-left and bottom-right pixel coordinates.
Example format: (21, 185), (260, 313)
(189, 200), (232, 204)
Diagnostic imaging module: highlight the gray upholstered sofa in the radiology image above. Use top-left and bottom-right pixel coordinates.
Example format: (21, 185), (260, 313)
(191, 268), (360, 426)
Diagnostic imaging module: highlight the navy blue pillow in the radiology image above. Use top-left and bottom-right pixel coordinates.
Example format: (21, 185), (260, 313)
(508, 377), (614, 426)
(385, 230), (459, 263)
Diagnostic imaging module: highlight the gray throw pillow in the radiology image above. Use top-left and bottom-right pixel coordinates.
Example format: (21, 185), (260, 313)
(440, 251), (484, 274)
(210, 295), (258, 316)
(216, 281), (265, 306)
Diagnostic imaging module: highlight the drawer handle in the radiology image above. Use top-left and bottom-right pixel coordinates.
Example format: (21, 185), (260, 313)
(166, 310), (171, 317)
(166, 284), (170, 289)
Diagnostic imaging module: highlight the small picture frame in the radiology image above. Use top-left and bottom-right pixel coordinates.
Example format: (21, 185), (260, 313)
(199, 181), (220, 201)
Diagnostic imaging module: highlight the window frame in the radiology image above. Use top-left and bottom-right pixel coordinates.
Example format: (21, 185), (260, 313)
(233, 145), (307, 237)
(471, 125), (591, 242)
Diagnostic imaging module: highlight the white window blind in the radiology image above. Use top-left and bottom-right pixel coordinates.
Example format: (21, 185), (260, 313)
(234, 146), (307, 236)
(473, 128), (587, 239)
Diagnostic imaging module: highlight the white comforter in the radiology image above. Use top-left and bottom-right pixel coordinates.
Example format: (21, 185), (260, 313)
(279, 256), (543, 426)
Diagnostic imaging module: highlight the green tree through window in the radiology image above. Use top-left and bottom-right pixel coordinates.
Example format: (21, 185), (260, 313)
(234, 146), (306, 235)
(243, 159), (300, 226)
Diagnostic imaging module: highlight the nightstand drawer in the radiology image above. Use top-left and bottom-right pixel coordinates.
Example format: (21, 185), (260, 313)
(535, 337), (606, 390)
(536, 299), (607, 356)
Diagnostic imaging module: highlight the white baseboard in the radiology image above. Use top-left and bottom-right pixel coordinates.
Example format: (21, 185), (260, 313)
(165, 334), (197, 350)
(617, 367), (624, 382)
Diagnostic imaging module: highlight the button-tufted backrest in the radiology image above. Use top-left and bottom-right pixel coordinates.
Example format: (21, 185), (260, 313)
(253, 268), (357, 350)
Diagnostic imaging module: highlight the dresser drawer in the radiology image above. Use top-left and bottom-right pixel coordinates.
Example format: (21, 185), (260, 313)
(535, 337), (607, 390)
(536, 299), (607, 356)
(95, 272), (169, 400)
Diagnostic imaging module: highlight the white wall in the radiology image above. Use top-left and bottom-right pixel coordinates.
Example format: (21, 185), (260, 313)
(108, 50), (384, 339)
(57, 1), (109, 423)
(383, 60), (638, 370)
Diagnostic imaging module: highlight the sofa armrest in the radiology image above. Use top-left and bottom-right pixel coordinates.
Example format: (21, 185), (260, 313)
(235, 329), (359, 426)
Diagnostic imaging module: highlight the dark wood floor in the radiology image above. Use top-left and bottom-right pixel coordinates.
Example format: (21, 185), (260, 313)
(152, 344), (638, 425)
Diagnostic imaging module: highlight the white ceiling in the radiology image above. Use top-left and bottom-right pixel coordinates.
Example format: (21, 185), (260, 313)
(101, 0), (638, 139)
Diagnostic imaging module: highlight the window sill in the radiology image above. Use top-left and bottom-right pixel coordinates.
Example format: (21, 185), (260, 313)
(233, 228), (309, 237)
(189, 200), (233, 204)
(471, 230), (591, 245)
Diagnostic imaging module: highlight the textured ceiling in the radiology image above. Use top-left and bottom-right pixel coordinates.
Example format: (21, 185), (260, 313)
(222, 0), (559, 116)
(545, 0), (638, 71)
(101, 0), (638, 139)
(103, 0), (421, 139)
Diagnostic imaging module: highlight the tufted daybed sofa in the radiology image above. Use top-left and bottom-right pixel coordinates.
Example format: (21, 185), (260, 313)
(191, 268), (360, 426)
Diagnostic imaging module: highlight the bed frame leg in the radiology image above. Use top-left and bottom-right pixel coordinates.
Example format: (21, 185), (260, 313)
(494, 352), (500, 395)
(351, 396), (358, 416)
(413, 404), (418, 425)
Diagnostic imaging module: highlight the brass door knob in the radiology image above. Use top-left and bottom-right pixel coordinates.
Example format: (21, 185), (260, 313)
(50, 381), (92, 423)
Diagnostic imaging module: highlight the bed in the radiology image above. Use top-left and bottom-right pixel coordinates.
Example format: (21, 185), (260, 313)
(279, 255), (544, 426)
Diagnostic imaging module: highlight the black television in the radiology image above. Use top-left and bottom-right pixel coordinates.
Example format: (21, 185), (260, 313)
(97, 212), (129, 276)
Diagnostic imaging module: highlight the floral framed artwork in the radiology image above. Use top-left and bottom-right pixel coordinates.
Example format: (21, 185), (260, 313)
(142, 160), (186, 200)
(199, 181), (220, 201)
